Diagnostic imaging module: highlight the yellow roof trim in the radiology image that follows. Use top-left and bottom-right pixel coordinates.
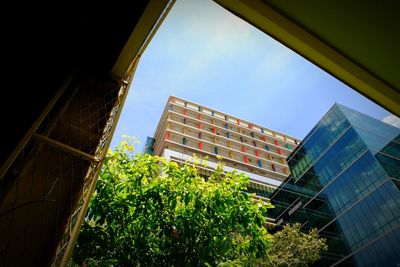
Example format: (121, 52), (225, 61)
(214, 0), (400, 116)
(112, 0), (173, 79)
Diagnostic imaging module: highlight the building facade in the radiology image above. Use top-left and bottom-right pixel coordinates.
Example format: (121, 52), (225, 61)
(148, 96), (301, 199)
(270, 103), (400, 266)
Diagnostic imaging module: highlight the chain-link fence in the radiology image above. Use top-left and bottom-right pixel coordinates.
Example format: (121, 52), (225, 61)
(0, 76), (127, 266)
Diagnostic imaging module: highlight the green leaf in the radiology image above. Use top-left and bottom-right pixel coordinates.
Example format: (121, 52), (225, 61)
(72, 136), (282, 266)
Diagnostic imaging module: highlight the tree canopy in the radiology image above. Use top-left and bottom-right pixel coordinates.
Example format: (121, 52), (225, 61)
(72, 139), (273, 266)
(72, 138), (327, 266)
(269, 223), (328, 267)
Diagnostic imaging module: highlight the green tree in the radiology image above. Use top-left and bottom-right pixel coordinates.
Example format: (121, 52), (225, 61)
(72, 138), (274, 266)
(269, 223), (328, 267)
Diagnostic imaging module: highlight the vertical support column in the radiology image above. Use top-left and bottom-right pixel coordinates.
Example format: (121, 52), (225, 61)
(212, 122), (217, 144)
(284, 168), (289, 175)
(257, 159), (262, 168)
(198, 114), (202, 129)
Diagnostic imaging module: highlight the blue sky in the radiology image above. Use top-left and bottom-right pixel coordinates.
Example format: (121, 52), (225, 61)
(111, 0), (399, 151)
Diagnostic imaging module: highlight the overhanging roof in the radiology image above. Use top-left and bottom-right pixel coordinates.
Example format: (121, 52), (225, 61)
(0, 1), (172, 266)
(215, 0), (400, 116)
(1, 0), (171, 170)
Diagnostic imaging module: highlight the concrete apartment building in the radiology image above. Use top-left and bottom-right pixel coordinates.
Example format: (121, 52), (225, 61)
(147, 96), (301, 198)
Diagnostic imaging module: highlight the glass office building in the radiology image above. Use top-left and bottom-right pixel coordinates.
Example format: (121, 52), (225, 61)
(270, 104), (400, 266)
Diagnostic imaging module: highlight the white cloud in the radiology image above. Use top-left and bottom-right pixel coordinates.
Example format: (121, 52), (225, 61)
(382, 114), (400, 128)
(255, 47), (296, 76)
(177, 2), (252, 67)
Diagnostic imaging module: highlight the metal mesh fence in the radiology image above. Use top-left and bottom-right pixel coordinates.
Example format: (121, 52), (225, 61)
(0, 76), (126, 266)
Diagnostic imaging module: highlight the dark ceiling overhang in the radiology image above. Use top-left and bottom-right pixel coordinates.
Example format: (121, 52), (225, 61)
(1, 1), (172, 266)
(215, 0), (400, 116)
(2, 0), (170, 167)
